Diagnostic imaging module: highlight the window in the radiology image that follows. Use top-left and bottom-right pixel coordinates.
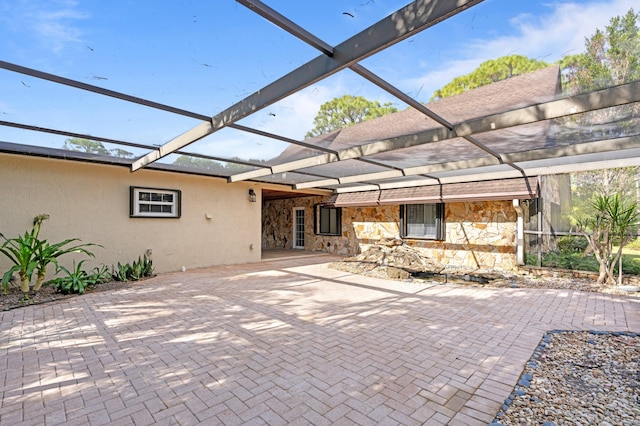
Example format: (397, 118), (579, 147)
(130, 187), (181, 218)
(315, 205), (342, 236)
(401, 203), (444, 240)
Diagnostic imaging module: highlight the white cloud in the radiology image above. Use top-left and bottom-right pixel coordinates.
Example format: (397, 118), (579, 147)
(6, 0), (89, 53)
(402, 0), (638, 99)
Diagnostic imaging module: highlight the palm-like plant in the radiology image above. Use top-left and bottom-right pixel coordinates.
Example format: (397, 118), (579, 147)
(1, 214), (100, 294)
(32, 238), (99, 291)
(0, 230), (39, 293)
(574, 194), (639, 284)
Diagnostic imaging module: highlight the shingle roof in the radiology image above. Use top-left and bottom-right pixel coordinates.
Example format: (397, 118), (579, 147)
(276, 65), (561, 163)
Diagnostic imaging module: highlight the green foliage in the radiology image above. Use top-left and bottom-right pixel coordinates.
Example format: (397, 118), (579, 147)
(557, 9), (640, 150)
(91, 264), (113, 283)
(0, 214), (99, 294)
(570, 168), (639, 221)
(172, 155), (268, 174)
(561, 8), (640, 94)
(527, 250), (640, 275)
(540, 251), (600, 272)
(113, 262), (131, 282)
(306, 95), (397, 138)
(32, 238), (99, 291)
(0, 230), (39, 294)
(620, 255), (640, 274)
(112, 255), (153, 282)
(431, 55), (549, 100)
(62, 137), (133, 158)
(626, 237), (640, 250)
(573, 193), (639, 284)
(557, 235), (589, 253)
(47, 261), (108, 295)
(173, 155), (226, 173)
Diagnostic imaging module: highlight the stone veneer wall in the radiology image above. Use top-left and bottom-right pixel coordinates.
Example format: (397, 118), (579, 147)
(262, 197), (519, 270)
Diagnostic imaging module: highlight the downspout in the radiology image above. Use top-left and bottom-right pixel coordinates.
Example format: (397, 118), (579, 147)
(512, 199), (524, 266)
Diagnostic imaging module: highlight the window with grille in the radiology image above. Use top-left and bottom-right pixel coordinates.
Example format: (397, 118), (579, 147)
(130, 187), (181, 218)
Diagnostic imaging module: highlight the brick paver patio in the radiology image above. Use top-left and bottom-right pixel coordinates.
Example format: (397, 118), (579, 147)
(1, 255), (638, 425)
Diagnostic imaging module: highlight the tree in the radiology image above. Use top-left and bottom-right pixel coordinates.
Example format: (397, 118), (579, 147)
(431, 55), (550, 100)
(570, 168), (639, 244)
(561, 9), (640, 223)
(560, 8), (640, 94)
(573, 194), (638, 285)
(63, 138), (110, 155)
(62, 138), (134, 158)
(172, 155), (225, 173)
(306, 95), (397, 138)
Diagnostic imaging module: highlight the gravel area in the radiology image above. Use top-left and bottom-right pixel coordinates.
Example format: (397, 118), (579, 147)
(493, 330), (640, 426)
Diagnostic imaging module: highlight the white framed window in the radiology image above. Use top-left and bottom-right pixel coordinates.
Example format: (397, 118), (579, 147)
(130, 187), (181, 218)
(401, 203), (444, 240)
(315, 205), (342, 236)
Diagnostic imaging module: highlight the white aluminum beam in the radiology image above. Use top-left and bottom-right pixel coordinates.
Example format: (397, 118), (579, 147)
(295, 178), (341, 189)
(131, 0), (485, 171)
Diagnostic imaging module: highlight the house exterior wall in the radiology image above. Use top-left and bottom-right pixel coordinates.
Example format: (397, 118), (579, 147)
(0, 153), (262, 277)
(263, 196), (518, 270)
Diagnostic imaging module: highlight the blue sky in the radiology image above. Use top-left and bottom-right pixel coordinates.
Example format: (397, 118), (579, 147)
(0, 0), (637, 161)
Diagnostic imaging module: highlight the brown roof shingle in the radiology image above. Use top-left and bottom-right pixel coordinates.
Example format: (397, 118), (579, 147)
(327, 177), (538, 206)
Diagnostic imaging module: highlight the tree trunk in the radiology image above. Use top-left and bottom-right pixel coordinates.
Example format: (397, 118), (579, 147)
(618, 254), (623, 285)
(19, 273), (30, 293)
(33, 271), (46, 291)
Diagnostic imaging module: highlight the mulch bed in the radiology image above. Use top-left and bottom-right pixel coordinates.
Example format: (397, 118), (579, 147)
(1, 280), (131, 311)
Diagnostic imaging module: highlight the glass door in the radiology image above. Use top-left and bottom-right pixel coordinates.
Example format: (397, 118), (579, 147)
(293, 207), (305, 249)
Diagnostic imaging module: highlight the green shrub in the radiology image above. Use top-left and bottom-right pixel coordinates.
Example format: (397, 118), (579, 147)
(1, 214), (98, 293)
(557, 235), (588, 253)
(529, 250), (640, 275)
(47, 261), (105, 294)
(112, 255), (153, 282)
(91, 264), (113, 284)
(626, 238), (640, 250)
(617, 256), (640, 275)
(112, 262), (132, 282)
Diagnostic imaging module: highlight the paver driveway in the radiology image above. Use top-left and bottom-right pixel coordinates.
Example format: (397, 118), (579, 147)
(1, 255), (638, 425)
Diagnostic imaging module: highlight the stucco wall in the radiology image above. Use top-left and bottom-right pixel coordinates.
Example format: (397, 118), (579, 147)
(262, 197), (518, 270)
(0, 153), (262, 277)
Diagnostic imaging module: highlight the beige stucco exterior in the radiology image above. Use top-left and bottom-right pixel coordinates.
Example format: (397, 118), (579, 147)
(262, 196), (520, 270)
(0, 153), (262, 277)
